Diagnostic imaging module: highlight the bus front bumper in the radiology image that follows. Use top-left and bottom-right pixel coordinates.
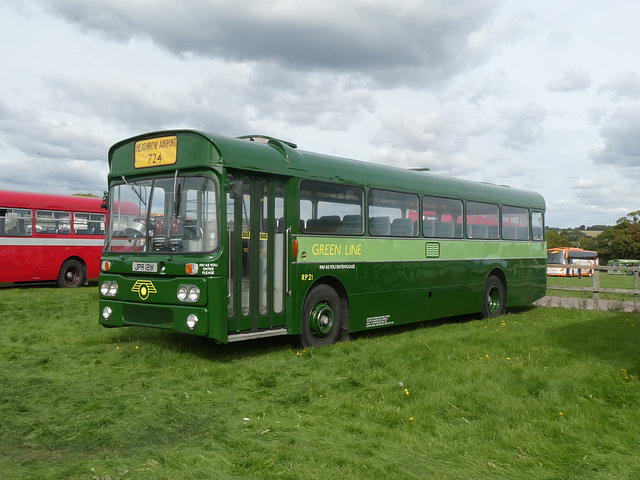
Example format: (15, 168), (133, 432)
(99, 299), (210, 337)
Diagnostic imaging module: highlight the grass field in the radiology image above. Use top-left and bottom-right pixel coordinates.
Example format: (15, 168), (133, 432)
(1, 286), (639, 479)
(546, 272), (639, 302)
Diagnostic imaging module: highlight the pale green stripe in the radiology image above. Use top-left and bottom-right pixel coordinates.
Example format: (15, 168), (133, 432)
(296, 236), (547, 263)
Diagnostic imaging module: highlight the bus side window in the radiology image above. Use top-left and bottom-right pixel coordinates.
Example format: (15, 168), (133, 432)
(502, 206), (530, 241)
(369, 189), (418, 237)
(299, 180), (364, 235)
(1, 208), (33, 236)
(423, 196), (463, 238)
(466, 201), (498, 240)
(531, 211), (544, 240)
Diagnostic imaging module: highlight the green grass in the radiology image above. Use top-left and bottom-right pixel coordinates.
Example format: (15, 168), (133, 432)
(1, 286), (640, 479)
(547, 273), (639, 302)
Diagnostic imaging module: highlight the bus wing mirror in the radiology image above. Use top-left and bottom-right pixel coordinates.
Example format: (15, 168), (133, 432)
(101, 191), (109, 210)
(227, 180), (243, 200)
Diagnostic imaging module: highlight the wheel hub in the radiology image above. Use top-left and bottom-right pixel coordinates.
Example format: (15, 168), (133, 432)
(310, 301), (334, 339)
(487, 287), (500, 314)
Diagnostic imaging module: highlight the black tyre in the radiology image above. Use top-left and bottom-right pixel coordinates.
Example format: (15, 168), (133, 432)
(482, 275), (505, 318)
(300, 285), (343, 348)
(57, 259), (86, 288)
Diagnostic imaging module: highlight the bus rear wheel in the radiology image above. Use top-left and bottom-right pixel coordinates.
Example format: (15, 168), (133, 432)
(300, 285), (343, 348)
(482, 275), (505, 318)
(58, 259), (85, 288)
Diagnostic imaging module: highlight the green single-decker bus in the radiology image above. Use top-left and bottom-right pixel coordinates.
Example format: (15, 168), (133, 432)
(99, 130), (547, 347)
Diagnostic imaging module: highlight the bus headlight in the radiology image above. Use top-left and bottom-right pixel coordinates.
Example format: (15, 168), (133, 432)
(186, 314), (199, 330)
(101, 281), (118, 297)
(102, 306), (112, 321)
(177, 285), (200, 303)
(188, 286), (200, 302)
(177, 285), (188, 301)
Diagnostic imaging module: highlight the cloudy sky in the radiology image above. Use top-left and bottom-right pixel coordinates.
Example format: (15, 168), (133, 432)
(1, 0), (639, 227)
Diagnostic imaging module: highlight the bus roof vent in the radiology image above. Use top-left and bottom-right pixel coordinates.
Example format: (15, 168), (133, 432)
(238, 135), (298, 149)
(479, 181), (510, 188)
(407, 167), (430, 172)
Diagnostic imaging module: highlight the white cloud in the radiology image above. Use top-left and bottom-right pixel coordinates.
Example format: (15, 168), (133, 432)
(42, 0), (503, 88)
(501, 103), (547, 151)
(1, 0), (640, 227)
(598, 71), (640, 100)
(590, 104), (640, 168)
(547, 69), (592, 92)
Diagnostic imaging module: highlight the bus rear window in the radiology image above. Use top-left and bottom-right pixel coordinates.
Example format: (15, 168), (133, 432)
(532, 211), (544, 240)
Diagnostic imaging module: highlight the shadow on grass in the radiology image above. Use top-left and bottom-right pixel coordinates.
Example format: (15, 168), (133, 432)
(100, 303), (539, 361)
(103, 325), (295, 362)
(546, 311), (640, 370)
(101, 310), (492, 361)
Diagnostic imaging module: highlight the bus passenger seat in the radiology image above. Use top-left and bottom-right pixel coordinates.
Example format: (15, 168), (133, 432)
(469, 224), (488, 239)
(423, 219), (436, 237)
(391, 218), (414, 237)
(516, 227), (530, 240)
(369, 216), (391, 236)
(435, 221), (454, 238)
(306, 216), (341, 234)
(338, 215), (363, 235)
(502, 225), (516, 239)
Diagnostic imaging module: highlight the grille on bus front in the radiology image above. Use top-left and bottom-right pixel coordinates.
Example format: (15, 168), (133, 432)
(123, 305), (173, 326)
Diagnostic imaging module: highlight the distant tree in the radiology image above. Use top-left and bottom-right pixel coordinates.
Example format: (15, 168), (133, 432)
(545, 227), (586, 247)
(564, 228), (588, 243)
(578, 236), (597, 251)
(609, 211), (640, 259)
(72, 193), (99, 198)
(587, 225), (611, 231)
(547, 231), (572, 248)
(582, 211), (640, 263)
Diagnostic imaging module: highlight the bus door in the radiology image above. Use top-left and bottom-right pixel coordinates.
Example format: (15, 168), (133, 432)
(226, 174), (287, 334)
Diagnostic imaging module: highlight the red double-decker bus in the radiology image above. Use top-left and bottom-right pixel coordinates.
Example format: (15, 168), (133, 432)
(0, 190), (107, 287)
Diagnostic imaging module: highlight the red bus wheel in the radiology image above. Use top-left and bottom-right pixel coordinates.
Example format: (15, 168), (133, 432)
(58, 259), (86, 288)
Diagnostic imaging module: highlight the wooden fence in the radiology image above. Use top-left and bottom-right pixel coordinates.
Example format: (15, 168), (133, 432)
(547, 264), (640, 311)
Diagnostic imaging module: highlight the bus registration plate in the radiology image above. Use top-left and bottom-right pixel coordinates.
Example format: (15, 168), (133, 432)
(132, 262), (158, 273)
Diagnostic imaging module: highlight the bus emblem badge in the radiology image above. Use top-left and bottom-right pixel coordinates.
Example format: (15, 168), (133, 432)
(131, 280), (157, 300)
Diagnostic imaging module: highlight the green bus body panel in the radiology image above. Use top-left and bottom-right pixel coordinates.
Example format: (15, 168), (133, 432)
(101, 129), (546, 343)
(291, 236), (546, 334)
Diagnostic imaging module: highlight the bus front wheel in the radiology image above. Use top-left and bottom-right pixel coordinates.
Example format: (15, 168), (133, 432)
(482, 275), (505, 318)
(58, 259), (86, 288)
(300, 285), (343, 348)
